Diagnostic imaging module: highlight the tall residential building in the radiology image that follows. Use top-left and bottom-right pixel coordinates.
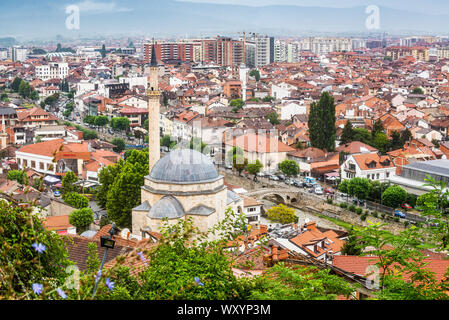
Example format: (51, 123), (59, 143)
(300, 37), (352, 55)
(274, 40), (287, 63)
(144, 41), (201, 64)
(7, 46), (27, 62)
(201, 36), (245, 67)
(35, 62), (69, 81)
(245, 34), (274, 68)
(386, 46), (430, 62)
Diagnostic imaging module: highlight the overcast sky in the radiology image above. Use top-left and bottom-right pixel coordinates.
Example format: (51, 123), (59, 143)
(176, 0), (449, 15)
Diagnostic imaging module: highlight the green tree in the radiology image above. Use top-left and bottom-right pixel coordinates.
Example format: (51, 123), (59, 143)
(266, 204), (296, 224)
(30, 90), (39, 101)
(7, 170), (28, 185)
(94, 115), (109, 127)
(381, 185), (407, 209)
(18, 80), (32, 98)
(412, 87), (424, 95)
(160, 135), (176, 150)
(61, 171), (78, 196)
(86, 242), (100, 273)
(348, 177), (371, 200)
(262, 96), (274, 103)
(340, 120), (354, 144)
(63, 192), (89, 209)
(266, 112), (280, 125)
(308, 91), (336, 151)
(373, 132), (390, 154)
(11, 77), (22, 92)
(0, 195), (73, 298)
(97, 160), (125, 209)
(69, 207), (94, 234)
(246, 160), (263, 180)
(341, 228), (363, 256)
(352, 128), (372, 145)
(249, 69), (260, 81)
(250, 263), (354, 300)
(390, 130), (402, 150)
(372, 118), (385, 139)
(279, 159), (299, 178)
(111, 138), (126, 153)
(230, 99), (244, 112)
(111, 117), (130, 131)
(0, 92), (9, 102)
(106, 150), (149, 228)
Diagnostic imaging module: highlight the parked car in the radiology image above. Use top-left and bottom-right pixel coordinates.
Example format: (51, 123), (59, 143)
(284, 178), (293, 185)
(324, 188), (335, 194)
(314, 186), (324, 195)
(276, 173), (286, 181)
(54, 190), (61, 197)
(401, 203), (412, 210)
(257, 172), (265, 177)
(353, 198), (365, 206)
(224, 164), (233, 170)
(394, 210), (406, 218)
(292, 180), (303, 188)
(269, 175), (280, 181)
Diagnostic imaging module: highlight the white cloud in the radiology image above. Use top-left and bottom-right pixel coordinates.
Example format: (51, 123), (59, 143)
(75, 1), (133, 14)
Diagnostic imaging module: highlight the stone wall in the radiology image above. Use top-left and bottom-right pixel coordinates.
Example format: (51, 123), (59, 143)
(49, 199), (77, 217)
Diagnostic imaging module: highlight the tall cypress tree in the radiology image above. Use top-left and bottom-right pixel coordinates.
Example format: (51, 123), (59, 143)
(341, 120), (354, 145)
(308, 91), (336, 151)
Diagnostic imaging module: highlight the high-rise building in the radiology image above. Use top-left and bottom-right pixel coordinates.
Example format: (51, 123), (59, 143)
(7, 46), (27, 62)
(245, 34), (274, 68)
(300, 37), (352, 55)
(35, 62), (69, 81)
(201, 36), (245, 67)
(144, 41), (200, 64)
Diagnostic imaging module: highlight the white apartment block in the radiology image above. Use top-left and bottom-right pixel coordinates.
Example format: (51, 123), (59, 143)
(301, 38), (352, 55)
(35, 62), (69, 81)
(8, 47), (27, 62)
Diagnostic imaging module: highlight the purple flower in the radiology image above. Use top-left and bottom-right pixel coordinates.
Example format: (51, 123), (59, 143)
(95, 270), (102, 283)
(57, 288), (67, 299)
(137, 251), (148, 266)
(105, 278), (115, 292)
(194, 277), (204, 286)
(32, 243), (46, 254)
(32, 283), (43, 295)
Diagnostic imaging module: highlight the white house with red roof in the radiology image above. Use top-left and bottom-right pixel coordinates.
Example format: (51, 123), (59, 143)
(341, 152), (396, 181)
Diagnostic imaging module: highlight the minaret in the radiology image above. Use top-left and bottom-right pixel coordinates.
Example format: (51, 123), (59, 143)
(0, 115), (8, 149)
(147, 42), (161, 172)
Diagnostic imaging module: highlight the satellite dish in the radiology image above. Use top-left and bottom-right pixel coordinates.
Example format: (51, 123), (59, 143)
(305, 218), (310, 224)
(120, 228), (131, 240)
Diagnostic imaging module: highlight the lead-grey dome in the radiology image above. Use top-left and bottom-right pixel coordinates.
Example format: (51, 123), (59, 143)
(147, 196), (185, 219)
(149, 149), (219, 184)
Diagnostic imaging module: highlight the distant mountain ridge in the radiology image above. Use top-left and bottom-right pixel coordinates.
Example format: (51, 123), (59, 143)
(1, 0), (449, 40)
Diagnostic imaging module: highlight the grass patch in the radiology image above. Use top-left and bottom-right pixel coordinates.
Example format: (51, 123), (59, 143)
(317, 214), (354, 231)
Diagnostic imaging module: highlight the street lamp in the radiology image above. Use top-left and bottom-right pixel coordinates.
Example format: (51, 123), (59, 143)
(92, 223), (119, 299)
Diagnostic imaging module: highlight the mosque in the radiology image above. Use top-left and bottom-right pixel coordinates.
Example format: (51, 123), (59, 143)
(131, 46), (243, 238)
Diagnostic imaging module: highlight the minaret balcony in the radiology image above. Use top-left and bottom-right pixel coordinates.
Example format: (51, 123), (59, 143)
(147, 90), (161, 96)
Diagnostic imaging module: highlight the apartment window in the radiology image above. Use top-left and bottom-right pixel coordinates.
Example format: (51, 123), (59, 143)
(31, 161), (36, 168)
(376, 173), (380, 179)
(386, 172), (390, 178)
(40, 162), (44, 170)
(23, 159), (28, 167)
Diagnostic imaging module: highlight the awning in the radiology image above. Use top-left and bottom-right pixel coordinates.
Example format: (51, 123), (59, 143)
(312, 164), (340, 175)
(44, 175), (61, 184)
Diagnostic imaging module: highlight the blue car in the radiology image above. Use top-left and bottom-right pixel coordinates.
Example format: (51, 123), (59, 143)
(394, 210), (406, 218)
(54, 190), (61, 197)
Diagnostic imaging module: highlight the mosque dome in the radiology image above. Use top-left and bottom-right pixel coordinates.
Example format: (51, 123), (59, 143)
(147, 196), (185, 220)
(148, 149), (219, 184)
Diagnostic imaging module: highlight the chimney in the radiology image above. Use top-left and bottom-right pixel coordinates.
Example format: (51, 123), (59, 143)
(272, 246), (279, 262)
(306, 221), (317, 231)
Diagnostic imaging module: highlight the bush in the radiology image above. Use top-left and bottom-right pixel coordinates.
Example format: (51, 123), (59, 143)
(364, 210), (370, 215)
(372, 211), (378, 218)
(266, 204), (296, 224)
(69, 208), (94, 234)
(339, 203), (348, 209)
(326, 198), (333, 204)
(355, 207), (363, 215)
(361, 213), (367, 221)
(382, 185), (407, 209)
(394, 217), (400, 223)
(64, 192), (89, 209)
(348, 204), (356, 212)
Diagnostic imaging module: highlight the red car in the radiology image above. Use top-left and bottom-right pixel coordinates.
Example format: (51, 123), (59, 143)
(324, 188), (335, 194)
(401, 203), (412, 210)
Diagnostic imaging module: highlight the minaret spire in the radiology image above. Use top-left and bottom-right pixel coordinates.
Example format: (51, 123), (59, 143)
(147, 37), (161, 173)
